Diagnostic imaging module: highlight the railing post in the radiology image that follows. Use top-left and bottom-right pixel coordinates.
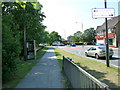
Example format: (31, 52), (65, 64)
(62, 56), (64, 71)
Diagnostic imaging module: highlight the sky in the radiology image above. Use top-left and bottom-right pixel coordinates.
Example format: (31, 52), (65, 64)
(38, 0), (119, 39)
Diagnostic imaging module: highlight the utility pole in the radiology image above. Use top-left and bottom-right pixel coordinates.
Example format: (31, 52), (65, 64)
(24, 7), (27, 61)
(24, 25), (27, 61)
(105, 0), (110, 67)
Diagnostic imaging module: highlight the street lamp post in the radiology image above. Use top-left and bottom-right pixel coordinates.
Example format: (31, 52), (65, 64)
(75, 21), (84, 32)
(75, 21), (78, 32)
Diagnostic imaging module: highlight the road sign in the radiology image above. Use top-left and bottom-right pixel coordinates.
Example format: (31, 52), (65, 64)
(92, 8), (115, 18)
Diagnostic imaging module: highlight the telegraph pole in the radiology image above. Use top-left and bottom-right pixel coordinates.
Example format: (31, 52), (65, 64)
(105, 0), (110, 67)
(24, 25), (27, 61)
(24, 7), (27, 61)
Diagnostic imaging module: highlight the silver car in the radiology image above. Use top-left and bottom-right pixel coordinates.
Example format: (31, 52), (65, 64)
(85, 46), (114, 59)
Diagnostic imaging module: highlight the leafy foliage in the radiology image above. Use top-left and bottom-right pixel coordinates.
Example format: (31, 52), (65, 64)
(73, 31), (82, 42)
(2, 1), (48, 84)
(49, 31), (62, 44)
(2, 14), (22, 83)
(67, 28), (96, 44)
(2, 1), (63, 84)
(83, 28), (96, 43)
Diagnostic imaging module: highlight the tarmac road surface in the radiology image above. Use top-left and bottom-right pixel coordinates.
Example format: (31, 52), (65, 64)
(58, 45), (120, 68)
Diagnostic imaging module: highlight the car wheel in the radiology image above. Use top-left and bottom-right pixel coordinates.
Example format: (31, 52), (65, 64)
(85, 52), (88, 57)
(109, 55), (112, 59)
(95, 54), (99, 59)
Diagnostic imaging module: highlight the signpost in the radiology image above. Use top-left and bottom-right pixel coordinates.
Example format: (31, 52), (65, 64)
(92, 8), (115, 19)
(92, 0), (115, 67)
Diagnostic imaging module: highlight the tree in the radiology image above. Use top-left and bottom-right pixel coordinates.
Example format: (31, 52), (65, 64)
(49, 31), (62, 44)
(67, 35), (73, 42)
(2, 1), (46, 83)
(40, 30), (50, 44)
(2, 12), (22, 83)
(67, 28), (96, 44)
(83, 28), (96, 44)
(80, 33), (86, 42)
(67, 35), (76, 43)
(74, 31), (82, 42)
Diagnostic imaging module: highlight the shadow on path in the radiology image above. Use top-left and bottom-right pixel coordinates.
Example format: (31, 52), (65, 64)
(16, 48), (65, 88)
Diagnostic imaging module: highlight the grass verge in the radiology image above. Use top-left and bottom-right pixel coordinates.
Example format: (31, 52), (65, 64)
(53, 47), (72, 88)
(54, 47), (120, 88)
(3, 47), (48, 88)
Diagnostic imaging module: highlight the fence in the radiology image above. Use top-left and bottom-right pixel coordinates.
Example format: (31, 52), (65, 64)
(63, 56), (110, 89)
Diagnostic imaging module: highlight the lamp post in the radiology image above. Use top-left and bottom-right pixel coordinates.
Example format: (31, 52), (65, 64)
(75, 21), (83, 32)
(105, 0), (110, 67)
(75, 21), (78, 32)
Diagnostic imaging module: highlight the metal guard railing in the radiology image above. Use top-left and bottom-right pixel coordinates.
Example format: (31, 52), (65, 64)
(63, 56), (110, 89)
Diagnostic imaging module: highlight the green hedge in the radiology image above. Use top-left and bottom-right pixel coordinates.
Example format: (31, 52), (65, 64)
(2, 14), (22, 83)
(75, 42), (84, 45)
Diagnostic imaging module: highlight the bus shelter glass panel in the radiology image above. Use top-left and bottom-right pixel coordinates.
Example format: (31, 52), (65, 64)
(26, 40), (36, 60)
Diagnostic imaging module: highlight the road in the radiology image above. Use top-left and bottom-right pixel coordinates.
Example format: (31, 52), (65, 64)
(58, 45), (120, 68)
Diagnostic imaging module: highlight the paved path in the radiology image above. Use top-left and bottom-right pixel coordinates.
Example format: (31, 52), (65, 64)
(16, 48), (65, 88)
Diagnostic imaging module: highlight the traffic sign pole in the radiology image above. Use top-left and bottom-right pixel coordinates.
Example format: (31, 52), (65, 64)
(105, 0), (110, 67)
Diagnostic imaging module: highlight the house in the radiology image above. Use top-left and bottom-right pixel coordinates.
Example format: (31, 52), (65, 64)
(95, 15), (120, 47)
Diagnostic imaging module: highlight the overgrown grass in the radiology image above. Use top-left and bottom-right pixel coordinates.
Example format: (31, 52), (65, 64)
(54, 47), (120, 88)
(3, 47), (48, 88)
(36, 47), (48, 60)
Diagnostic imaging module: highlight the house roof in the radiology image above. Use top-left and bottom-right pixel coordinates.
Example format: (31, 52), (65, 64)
(96, 15), (120, 31)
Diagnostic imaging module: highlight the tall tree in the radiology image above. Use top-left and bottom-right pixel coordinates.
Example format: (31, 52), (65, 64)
(67, 35), (73, 42)
(74, 31), (82, 42)
(49, 31), (62, 43)
(2, 1), (46, 83)
(2, 6), (22, 83)
(83, 28), (96, 43)
(67, 28), (96, 44)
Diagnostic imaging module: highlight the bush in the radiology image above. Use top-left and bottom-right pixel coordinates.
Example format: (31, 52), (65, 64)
(87, 42), (93, 45)
(2, 15), (22, 83)
(75, 42), (84, 45)
(63, 42), (70, 45)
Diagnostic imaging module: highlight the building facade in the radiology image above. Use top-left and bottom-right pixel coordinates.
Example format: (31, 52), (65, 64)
(95, 15), (120, 47)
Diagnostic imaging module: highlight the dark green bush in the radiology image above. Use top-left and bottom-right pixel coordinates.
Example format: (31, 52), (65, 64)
(2, 2), (47, 84)
(75, 42), (84, 45)
(2, 14), (22, 83)
(87, 42), (93, 45)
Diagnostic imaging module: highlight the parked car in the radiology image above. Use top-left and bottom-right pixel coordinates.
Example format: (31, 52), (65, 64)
(85, 46), (114, 59)
(95, 43), (105, 46)
(60, 43), (65, 46)
(39, 44), (45, 47)
(70, 43), (76, 47)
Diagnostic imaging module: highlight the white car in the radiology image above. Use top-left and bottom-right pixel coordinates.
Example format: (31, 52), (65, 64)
(39, 44), (45, 47)
(85, 46), (114, 59)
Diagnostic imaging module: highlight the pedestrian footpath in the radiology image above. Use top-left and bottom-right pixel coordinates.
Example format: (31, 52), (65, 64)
(16, 48), (65, 88)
